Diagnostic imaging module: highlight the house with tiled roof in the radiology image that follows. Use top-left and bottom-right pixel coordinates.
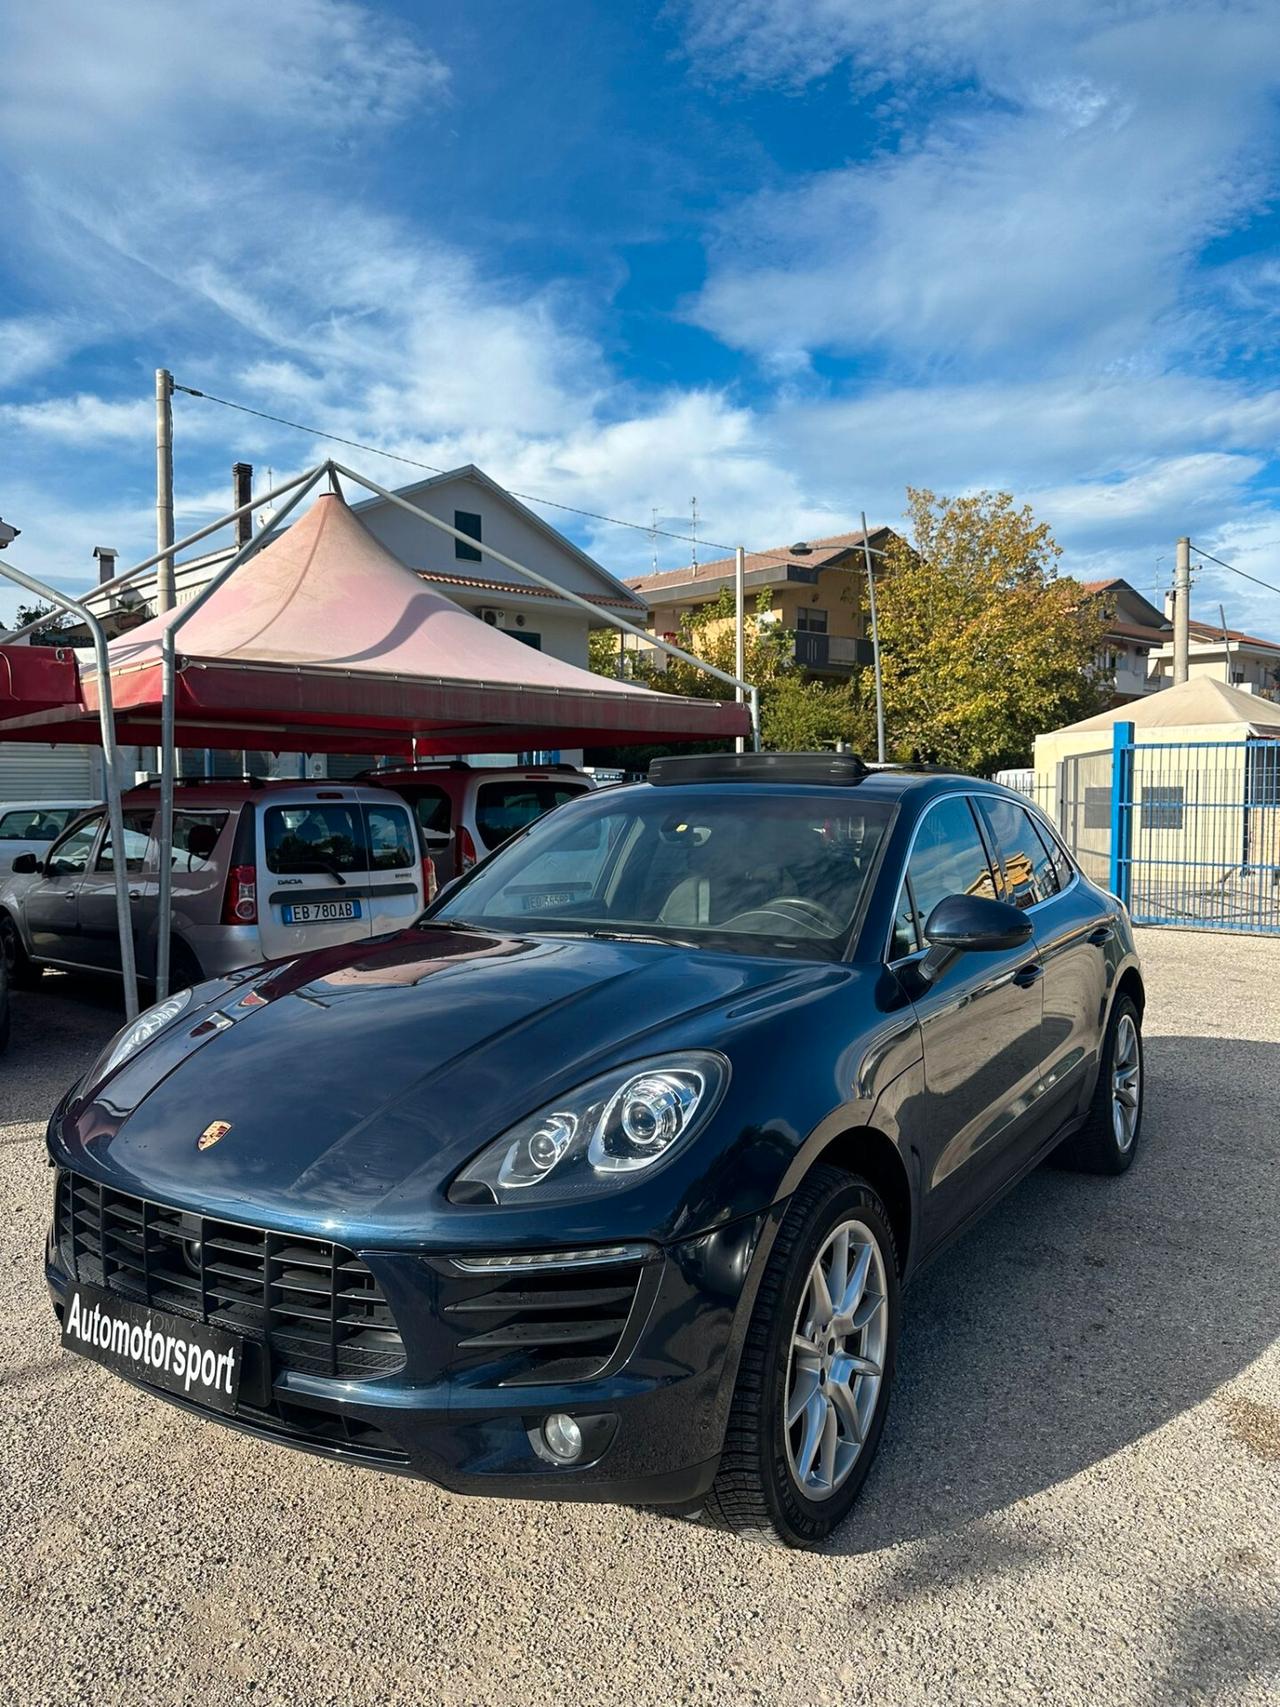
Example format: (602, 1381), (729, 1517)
(1080, 577), (1170, 701)
(626, 526), (900, 679)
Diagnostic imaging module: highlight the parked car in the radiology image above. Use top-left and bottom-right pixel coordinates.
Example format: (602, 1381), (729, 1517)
(44, 753), (1144, 1548)
(1, 779), (431, 990)
(0, 800), (98, 876)
(363, 761), (594, 885)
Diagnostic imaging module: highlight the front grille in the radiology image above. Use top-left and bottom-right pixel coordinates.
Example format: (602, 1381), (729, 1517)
(54, 1171), (405, 1383)
(438, 1254), (650, 1386)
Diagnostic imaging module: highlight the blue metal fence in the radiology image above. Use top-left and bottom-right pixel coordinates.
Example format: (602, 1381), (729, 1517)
(1009, 721), (1280, 934)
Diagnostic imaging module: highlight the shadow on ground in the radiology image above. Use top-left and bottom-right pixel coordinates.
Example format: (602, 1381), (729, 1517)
(831, 1031), (1279, 1556)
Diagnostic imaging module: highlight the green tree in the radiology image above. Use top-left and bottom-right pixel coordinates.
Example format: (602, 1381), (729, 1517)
(639, 587), (795, 700)
(761, 675), (873, 753)
(876, 488), (1109, 774)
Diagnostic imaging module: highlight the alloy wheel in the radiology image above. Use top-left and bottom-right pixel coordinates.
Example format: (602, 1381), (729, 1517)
(784, 1218), (887, 1502)
(1111, 1011), (1141, 1151)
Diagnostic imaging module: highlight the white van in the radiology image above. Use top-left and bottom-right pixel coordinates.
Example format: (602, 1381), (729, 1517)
(0, 779), (431, 989)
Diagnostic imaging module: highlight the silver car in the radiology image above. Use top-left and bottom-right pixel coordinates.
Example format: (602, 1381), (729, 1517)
(0, 779), (430, 990)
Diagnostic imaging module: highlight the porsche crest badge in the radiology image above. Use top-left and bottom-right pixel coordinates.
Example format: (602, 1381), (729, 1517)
(197, 1120), (232, 1152)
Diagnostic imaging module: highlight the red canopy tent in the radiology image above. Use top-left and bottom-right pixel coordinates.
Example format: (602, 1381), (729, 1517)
(0, 491), (747, 756)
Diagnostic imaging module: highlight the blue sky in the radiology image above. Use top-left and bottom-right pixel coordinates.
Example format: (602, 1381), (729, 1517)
(1, 0), (1279, 634)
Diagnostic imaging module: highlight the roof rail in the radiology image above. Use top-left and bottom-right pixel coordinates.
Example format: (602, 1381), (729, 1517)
(126, 773), (272, 791)
(648, 752), (870, 787)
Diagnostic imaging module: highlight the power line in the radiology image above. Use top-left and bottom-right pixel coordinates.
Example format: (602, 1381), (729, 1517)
(1189, 542), (1280, 599)
(172, 382), (889, 573)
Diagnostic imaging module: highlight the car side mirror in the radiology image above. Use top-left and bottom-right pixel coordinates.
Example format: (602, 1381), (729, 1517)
(917, 894), (1032, 985)
(10, 852), (38, 875)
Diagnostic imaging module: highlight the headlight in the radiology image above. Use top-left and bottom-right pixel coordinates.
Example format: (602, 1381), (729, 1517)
(450, 1051), (729, 1206)
(89, 989), (193, 1086)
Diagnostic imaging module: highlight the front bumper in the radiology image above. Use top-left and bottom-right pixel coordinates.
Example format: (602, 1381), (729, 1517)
(45, 1199), (774, 1508)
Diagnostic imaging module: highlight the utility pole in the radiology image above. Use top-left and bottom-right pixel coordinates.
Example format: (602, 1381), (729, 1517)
(1173, 535), (1191, 685)
(861, 512), (887, 763)
(155, 368), (175, 613)
(1219, 603), (1233, 684)
(734, 545), (745, 754)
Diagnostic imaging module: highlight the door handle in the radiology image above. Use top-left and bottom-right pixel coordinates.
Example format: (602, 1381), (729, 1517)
(1088, 925), (1114, 946)
(1012, 963), (1043, 988)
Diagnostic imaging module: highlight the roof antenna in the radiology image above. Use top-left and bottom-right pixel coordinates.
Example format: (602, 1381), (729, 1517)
(650, 507), (659, 575)
(690, 496), (699, 571)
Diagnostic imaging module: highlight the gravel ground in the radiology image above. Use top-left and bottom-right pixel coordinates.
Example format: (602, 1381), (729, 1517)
(1, 933), (1277, 1707)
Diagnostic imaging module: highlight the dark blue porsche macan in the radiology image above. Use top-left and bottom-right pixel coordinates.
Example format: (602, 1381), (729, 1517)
(45, 753), (1145, 1547)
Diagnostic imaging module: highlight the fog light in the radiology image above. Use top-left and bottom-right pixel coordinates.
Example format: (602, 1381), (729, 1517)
(542, 1413), (583, 1462)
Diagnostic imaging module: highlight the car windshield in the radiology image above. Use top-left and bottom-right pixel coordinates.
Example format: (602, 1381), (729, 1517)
(431, 786), (892, 957)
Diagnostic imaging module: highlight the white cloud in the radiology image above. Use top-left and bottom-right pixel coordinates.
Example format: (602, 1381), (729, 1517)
(0, 394), (154, 441)
(685, 3), (1280, 367)
(0, 317), (82, 389)
(0, 0), (446, 156)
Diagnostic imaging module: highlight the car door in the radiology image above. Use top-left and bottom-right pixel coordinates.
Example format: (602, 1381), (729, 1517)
(76, 808), (155, 972)
(888, 793), (1046, 1241)
(21, 813), (104, 963)
(362, 799), (426, 937)
(976, 793), (1114, 1125)
(257, 797), (380, 959)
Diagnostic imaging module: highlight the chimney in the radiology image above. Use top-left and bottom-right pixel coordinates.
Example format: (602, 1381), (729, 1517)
(233, 462), (253, 546)
(93, 545), (117, 585)
(1164, 589), (1176, 625)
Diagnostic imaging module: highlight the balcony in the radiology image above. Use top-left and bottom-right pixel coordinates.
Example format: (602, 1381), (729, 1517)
(792, 632), (873, 674)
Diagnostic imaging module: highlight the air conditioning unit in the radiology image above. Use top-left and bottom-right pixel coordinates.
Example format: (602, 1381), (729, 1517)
(479, 607), (503, 626)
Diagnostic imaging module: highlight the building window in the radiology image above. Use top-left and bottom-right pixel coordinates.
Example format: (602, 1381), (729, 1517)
(454, 510), (483, 562)
(1231, 669), (1246, 685)
(1141, 785), (1185, 832)
(796, 606), (828, 633)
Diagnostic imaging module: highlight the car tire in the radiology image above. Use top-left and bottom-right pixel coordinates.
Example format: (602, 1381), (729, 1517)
(0, 913), (43, 989)
(701, 1164), (901, 1549)
(167, 941), (204, 994)
(1054, 993), (1144, 1175)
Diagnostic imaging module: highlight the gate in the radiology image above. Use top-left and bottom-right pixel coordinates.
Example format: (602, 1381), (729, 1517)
(1008, 723), (1280, 933)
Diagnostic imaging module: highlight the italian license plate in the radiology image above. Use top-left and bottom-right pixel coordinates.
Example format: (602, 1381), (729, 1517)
(61, 1282), (244, 1414)
(282, 899), (361, 924)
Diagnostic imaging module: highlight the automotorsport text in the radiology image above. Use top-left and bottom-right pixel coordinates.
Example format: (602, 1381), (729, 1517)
(61, 1284), (242, 1413)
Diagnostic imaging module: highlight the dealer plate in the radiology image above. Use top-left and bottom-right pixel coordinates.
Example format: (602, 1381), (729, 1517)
(282, 899), (361, 924)
(60, 1282), (244, 1414)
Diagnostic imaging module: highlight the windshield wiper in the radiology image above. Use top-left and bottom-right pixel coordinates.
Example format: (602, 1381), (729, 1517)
(278, 856), (346, 886)
(581, 928), (696, 949)
(417, 917), (482, 932)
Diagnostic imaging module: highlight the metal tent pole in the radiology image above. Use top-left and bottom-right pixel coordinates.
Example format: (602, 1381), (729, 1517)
(0, 561), (140, 1018)
(154, 462), (329, 997)
(734, 546), (746, 754)
(860, 512), (887, 764)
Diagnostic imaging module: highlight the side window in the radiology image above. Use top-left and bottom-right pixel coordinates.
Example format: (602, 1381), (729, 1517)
(170, 811), (228, 872)
(97, 810), (155, 873)
(46, 817), (102, 877)
(0, 807), (76, 841)
(892, 796), (999, 953)
(411, 788), (452, 844)
(364, 804), (415, 870)
(976, 796), (1055, 909)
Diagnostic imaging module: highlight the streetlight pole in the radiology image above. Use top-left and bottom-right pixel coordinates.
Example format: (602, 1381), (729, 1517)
(734, 545), (745, 754)
(861, 512), (886, 763)
(155, 368), (175, 614)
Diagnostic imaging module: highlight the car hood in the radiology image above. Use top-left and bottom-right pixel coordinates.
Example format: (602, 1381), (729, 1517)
(53, 925), (836, 1239)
